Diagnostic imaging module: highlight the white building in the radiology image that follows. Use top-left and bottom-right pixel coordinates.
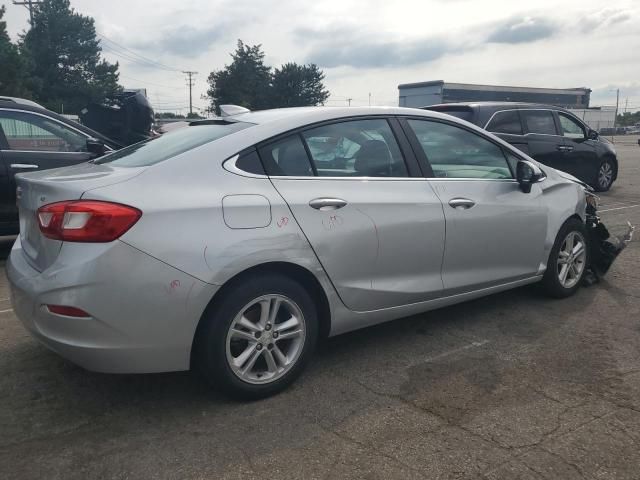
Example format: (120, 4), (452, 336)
(569, 106), (616, 131)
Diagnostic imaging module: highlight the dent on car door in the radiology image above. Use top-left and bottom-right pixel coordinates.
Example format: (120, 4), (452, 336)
(403, 118), (548, 292)
(520, 109), (565, 171)
(261, 118), (446, 312)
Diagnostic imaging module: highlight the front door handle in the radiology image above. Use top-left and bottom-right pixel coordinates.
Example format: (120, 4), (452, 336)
(556, 146), (574, 152)
(10, 164), (39, 170)
(309, 197), (348, 211)
(448, 198), (476, 210)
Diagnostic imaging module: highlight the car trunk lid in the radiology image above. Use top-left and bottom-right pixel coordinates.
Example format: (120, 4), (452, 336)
(16, 162), (145, 271)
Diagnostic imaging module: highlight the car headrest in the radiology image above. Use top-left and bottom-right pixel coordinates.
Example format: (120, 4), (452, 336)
(354, 140), (392, 177)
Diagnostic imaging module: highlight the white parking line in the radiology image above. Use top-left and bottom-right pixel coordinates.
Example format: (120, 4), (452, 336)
(0, 308), (14, 314)
(599, 204), (640, 213)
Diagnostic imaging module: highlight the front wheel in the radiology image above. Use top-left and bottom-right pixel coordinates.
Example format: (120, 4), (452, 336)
(594, 160), (615, 191)
(196, 273), (318, 399)
(541, 219), (589, 298)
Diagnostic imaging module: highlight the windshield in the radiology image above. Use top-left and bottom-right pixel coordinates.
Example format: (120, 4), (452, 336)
(94, 121), (252, 167)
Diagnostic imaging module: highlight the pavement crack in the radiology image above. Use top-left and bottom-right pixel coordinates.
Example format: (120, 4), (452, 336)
(313, 420), (428, 478)
(539, 447), (588, 480)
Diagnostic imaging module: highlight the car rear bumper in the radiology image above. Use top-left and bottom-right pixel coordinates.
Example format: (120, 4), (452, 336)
(6, 238), (218, 373)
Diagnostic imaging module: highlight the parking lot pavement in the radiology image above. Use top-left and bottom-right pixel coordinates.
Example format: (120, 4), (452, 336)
(1, 140), (639, 480)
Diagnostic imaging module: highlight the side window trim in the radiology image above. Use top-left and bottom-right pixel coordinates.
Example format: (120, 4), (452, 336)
(397, 117), (434, 177)
(400, 116), (516, 180)
(297, 132), (319, 176)
(388, 117), (423, 177)
(257, 115), (418, 179)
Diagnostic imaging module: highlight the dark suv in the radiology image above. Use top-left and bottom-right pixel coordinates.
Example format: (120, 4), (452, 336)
(423, 102), (618, 191)
(0, 97), (120, 235)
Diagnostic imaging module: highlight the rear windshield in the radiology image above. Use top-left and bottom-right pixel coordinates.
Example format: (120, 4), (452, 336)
(427, 107), (474, 123)
(95, 121), (252, 167)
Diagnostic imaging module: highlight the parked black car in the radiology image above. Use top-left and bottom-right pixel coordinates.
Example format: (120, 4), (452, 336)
(0, 97), (121, 235)
(423, 102), (618, 192)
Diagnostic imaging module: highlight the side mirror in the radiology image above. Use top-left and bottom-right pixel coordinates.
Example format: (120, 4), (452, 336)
(588, 129), (599, 140)
(516, 160), (546, 193)
(86, 138), (106, 156)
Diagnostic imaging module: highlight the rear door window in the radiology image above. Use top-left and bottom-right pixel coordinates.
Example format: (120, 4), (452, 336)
(301, 119), (408, 177)
(95, 121), (252, 167)
(521, 110), (558, 136)
(486, 110), (523, 135)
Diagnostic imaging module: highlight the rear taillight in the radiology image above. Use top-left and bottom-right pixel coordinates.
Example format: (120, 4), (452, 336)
(37, 201), (142, 242)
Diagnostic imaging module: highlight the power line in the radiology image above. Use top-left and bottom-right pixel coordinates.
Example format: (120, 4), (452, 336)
(118, 73), (183, 90)
(97, 32), (182, 72)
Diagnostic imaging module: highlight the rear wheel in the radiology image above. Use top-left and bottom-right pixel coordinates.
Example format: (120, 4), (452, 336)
(542, 219), (589, 298)
(196, 273), (318, 399)
(594, 159), (615, 191)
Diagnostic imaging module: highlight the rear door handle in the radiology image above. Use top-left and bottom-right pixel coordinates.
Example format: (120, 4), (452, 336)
(556, 146), (573, 152)
(309, 197), (348, 211)
(10, 164), (39, 170)
(448, 198), (476, 210)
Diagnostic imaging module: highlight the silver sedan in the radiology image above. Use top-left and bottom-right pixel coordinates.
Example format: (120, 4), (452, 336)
(7, 106), (603, 398)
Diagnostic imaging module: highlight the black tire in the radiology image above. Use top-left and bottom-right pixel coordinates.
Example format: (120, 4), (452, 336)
(195, 273), (318, 400)
(541, 218), (589, 298)
(593, 159), (615, 192)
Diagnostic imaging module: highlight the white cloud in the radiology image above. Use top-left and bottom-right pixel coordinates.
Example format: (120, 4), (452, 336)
(3, 0), (640, 112)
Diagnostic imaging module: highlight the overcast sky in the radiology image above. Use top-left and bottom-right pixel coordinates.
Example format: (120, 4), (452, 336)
(5, 0), (640, 114)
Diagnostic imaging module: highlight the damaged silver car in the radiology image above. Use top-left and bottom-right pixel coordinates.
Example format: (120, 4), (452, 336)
(6, 106), (634, 399)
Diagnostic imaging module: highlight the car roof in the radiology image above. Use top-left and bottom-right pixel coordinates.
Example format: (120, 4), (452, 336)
(426, 101), (572, 112)
(226, 106), (444, 125)
(0, 96), (45, 108)
(0, 98), (123, 149)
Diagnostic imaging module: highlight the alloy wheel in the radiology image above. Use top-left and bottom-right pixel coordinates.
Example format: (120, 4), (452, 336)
(225, 294), (306, 385)
(598, 162), (613, 190)
(556, 231), (587, 288)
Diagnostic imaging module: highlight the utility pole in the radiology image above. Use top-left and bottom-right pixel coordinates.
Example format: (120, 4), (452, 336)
(613, 88), (620, 129)
(347, 98), (353, 107)
(13, 0), (42, 24)
(624, 97), (628, 114)
(182, 71), (197, 116)
(368, 92), (371, 106)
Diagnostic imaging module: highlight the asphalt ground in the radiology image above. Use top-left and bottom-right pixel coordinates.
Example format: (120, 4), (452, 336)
(1, 137), (639, 479)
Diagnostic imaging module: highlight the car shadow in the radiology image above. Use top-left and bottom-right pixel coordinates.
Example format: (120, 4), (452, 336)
(0, 236), (16, 261)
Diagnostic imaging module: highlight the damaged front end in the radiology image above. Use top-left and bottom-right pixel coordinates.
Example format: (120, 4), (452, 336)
(583, 192), (635, 285)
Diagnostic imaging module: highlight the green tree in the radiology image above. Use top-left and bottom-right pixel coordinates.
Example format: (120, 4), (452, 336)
(0, 5), (28, 97)
(206, 40), (272, 113)
(270, 63), (329, 108)
(617, 111), (640, 127)
(20, 0), (121, 113)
